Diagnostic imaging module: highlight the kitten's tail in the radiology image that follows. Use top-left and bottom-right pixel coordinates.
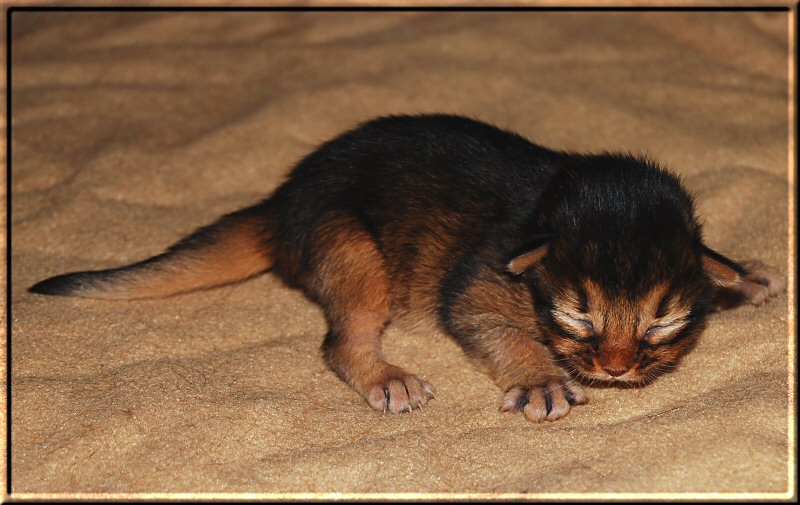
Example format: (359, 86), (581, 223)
(29, 201), (276, 300)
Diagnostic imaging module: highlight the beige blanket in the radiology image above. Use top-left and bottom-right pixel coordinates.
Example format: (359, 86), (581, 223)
(9, 10), (793, 497)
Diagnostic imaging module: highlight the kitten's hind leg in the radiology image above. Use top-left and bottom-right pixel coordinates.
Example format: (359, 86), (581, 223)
(738, 260), (786, 302)
(311, 215), (435, 414)
(702, 246), (786, 310)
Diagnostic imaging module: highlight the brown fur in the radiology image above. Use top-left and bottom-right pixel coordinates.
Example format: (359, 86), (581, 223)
(310, 215), (434, 413)
(702, 254), (742, 286)
(85, 219), (272, 300)
(507, 245), (549, 275)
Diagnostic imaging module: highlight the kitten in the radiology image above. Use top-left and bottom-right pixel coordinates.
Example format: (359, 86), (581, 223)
(30, 114), (785, 422)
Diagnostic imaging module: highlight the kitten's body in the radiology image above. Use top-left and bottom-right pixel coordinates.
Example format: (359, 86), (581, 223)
(31, 114), (784, 422)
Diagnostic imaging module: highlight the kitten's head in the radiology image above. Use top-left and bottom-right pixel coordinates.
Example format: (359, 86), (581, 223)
(507, 154), (732, 384)
(536, 257), (711, 384)
(511, 240), (715, 384)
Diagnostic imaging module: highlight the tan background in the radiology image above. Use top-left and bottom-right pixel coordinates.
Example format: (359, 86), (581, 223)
(9, 10), (793, 496)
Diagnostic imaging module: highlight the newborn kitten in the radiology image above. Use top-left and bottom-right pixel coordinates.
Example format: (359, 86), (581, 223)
(30, 114), (785, 422)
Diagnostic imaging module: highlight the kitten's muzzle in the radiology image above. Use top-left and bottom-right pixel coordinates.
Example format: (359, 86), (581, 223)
(595, 350), (636, 376)
(590, 356), (638, 380)
(602, 365), (630, 377)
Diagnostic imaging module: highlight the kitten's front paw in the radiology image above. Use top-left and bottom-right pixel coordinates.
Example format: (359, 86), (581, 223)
(500, 381), (587, 422)
(741, 260), (786, 305)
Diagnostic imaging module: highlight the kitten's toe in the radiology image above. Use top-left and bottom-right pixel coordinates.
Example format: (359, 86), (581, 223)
(740, 281), (769, 305)
(500, 381), (586, 422)
(562, 382), (588, 405)
(742, 260), (786, 297)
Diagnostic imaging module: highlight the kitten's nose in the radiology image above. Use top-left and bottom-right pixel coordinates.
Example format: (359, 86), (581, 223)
(602, 366), (629, 377)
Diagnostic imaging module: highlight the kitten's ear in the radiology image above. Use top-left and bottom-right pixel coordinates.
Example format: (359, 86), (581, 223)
(701, 245), (745, 286)
(507, 245), (549, 275)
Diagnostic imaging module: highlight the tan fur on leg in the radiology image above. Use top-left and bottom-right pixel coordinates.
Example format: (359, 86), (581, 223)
(312, 214), (435, 413)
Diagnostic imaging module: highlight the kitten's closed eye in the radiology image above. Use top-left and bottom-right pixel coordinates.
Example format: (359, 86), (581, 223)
(642, 315), (689, 345)
(577, 318), (594, 332)
(645, 325), (664, 336)
(553, 308), (596, 342)
(642, 293), (691, 344)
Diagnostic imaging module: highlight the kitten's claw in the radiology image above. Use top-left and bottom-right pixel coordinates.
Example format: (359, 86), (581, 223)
(500, 381), (587, 422)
